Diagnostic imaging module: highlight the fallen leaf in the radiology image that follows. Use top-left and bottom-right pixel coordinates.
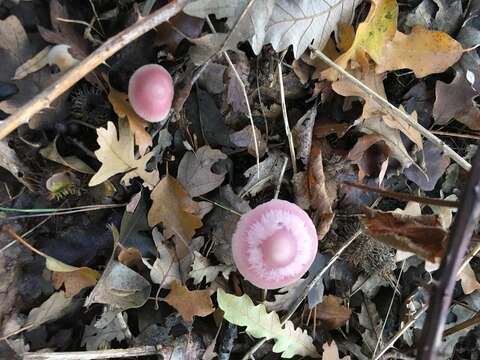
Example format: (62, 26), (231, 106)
(81, 313), (125, 351)
(226, 52), (250, 114)
(316, 295), (352, 329)
(155, 12), (204, 53)
(230, 125), (267, 158)
(163, 281), (214, 322)
(322, 0), (398, 80)
(26, 291), (74, 330)
(188, 251), (234, 285)
(177, 145), (228, 197)
(89, 121), (159, 189)
(458, 263), (480, 295)
(433, 70), (480, 130)
(293, 106), (317, 165)
(148, 175), (203, 257)
(307, 142), (335, 239)
(404, 0), (463, 35)
(108, 87), (152, 155)
(85, 260), (151, 311)
(39, 137), (94, 174)
(322, 340), (351, 360)
(218, 289), (320, 358)
(117, 247), (142, 267)
(358, 300), (382, 354)
(375, 26), (463, 77)
(0, 140), (36, 191)
(362, 209), (447, 262)
(143, 234), (181, 289)
(13, 46), (50, 80)
(51, 269), (99, 298)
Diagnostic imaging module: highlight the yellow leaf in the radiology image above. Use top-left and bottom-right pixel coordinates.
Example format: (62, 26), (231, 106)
(148, 175), (202, 257)
(163, 281), (214, 321)
(89, 121), (159, 189)
(322, 0), (398, 80)
(375, 26), (463, 77)
(108, 88), (152, 155)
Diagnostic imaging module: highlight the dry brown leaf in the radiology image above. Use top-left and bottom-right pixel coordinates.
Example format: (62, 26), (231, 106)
(316, 295), (352, 329)
(177, 145), (228, 197)
(163, 281), (214, 322)
(148, 175), (203, 258)
(322, 340), (351, 360)
(118, 247), (142, 267)
(307, 142), (335, 239)
(51, 269), (99, 298)
(13, 46), (50, 80)
(347, 134), (390, 183)
(336, 23), (355, 53)
(375, 26), (463, 77)
(362, 210), (447, 262)
(89, 121), (159, 189)
(108, 87), (152, 155)
(383, 106), (422, 150)
(458, 263), (480, 295)
(230, 125), (267, 158)
(155, 12), (204, 53)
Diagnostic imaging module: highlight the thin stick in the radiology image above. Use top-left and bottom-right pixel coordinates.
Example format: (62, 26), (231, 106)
(273, 156), (289, 199)
(242, 230), (362, 360)
(418, 149), (480, 360)
(205, 17), (261, 178)
(23, 345), (164, 359)
(0, 0), (188, 140)
(342, 181), (459, 208)
(278, 62), (297, 174)
(432, 130), (480, 140)
(310, 48), (471, 172)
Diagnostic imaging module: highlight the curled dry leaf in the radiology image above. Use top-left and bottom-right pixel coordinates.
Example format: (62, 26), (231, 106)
(148, 175), (203, 258)
(13, 46), (50, 80)
(362, 209), (447, 262)
(177, 145), (228, 197)
(375, 26), (463, 77)
(293, 106), (317, 165)
(163, 281), (214, 322)
(316, 295), (352, 329)
(89, 121), (159, 189)
(108, 87), (152, 155)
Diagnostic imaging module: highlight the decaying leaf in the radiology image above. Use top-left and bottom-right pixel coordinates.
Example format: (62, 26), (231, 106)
(163, 281), (214, 322)
(293, 106), (317, 165)
(230, 125), (267, 158)
(458, 263), (480, 295)
(108, 87), (152, 155)
(85, 261), (151, 311)
(26, 291), (74, 330)
(433, 70), (480, 130)
(143, 235), (181, 289)
(148, 175), (203, 258)
(13, 46), (50, 80)
(0, 140), (36, 191)
(218, 289), (320, 358)
(81, 313), (126, 350)
(362, 209), (447, 262)
(322, 340), (351, 360)
(322, 0), (398, 80)
(188, 251), (233, 285)
(177, 145), (228, 197)
(40, 137), (94, 174)
(89, 121), (159, 189)
(316, 295), (352, 329)
(358, 300), (382, 354)
(51, 269), (99, 298)
(375, 26), (463, 77)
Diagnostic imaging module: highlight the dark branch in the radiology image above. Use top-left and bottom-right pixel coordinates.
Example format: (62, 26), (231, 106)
(417, 150), (480, 360)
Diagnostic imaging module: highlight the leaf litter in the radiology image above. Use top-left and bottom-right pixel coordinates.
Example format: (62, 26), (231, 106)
(1, 0), (480, 359)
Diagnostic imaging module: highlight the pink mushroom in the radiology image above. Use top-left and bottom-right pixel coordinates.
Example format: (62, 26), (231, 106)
(128, 64), (174, 123)
(232, 199), (318, 289)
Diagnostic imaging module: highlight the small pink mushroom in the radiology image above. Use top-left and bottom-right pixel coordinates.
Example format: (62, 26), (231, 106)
(232, 199), (318, 289)
(128, 64), (174, 123)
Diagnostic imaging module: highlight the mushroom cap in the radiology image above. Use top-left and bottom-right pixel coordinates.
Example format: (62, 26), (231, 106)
(232, 199), (318, 289)
(128, 64), (174, 123)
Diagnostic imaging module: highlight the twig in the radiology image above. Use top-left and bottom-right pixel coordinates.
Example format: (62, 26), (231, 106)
(342, 181), (460, 208)
(310, 48), (471, 172)
(0, 0), (188, 140)
(23, 345), (164, 359)
(443, 312), (480, 337)
(242, 230), (362, 360)
(418, 148), (480, 360)
(205, 17), (261, 178)
(277, 61), (297, 174)
(273, 156), (289, 199)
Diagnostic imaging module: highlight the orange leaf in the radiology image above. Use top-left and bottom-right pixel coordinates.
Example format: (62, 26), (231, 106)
(148, 175), (203, 258)
(163, 281), (214, 321)
(51, 267), (100, 297)
(315, 295), (351, 329)
(108, 87), (152, 155)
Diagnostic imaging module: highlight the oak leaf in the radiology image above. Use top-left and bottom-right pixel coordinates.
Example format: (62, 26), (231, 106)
(189, 251), (233, 285)
(217, 289), (320, 358)
(322, 340), (351, 360)
(163, 281), (214, 322)
(89, 121), (159, 189)
(148, 175), (203, 257)
(108, 88), (152, 155)
(375, 26), (463, 77)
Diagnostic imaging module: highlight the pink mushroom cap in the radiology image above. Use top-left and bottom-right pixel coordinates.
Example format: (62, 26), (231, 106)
(128, 64), (174, 123)
(232, 199), (318, 289)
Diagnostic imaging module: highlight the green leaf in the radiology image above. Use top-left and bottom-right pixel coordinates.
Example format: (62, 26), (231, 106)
(217, 289), (320, 358)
